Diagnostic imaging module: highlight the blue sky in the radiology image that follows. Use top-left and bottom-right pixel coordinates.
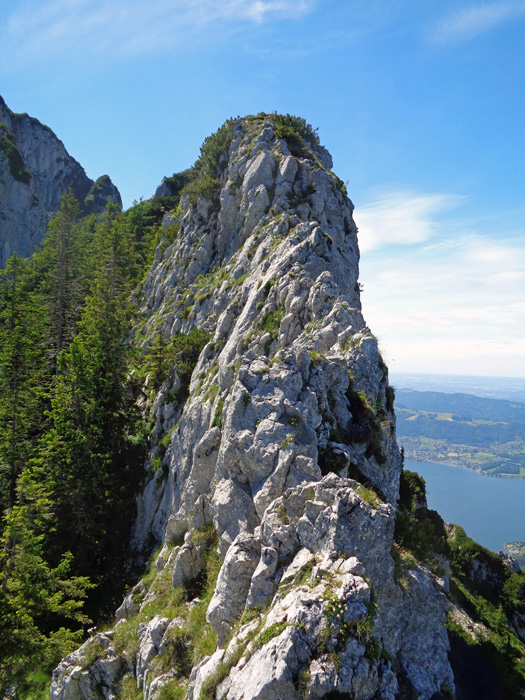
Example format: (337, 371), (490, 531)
(1, 0), (524, 378)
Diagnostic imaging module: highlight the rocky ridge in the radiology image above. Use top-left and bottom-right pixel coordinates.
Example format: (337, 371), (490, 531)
(0, 95), (121, 267)
(50, 115), (454, 700)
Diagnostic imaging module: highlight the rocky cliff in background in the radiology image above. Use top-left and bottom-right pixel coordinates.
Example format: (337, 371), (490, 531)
(50, 116), (455, 700)
(0, 95), (121, 267)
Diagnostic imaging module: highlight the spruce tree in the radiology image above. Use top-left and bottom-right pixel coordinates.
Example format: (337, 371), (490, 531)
(37, 206), (145, 609)
(0, 255), (46, 512)
(0, 471), (91, 697)
(32, 190), (88, 375)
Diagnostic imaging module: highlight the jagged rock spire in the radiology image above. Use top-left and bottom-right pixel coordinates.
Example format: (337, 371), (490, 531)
(51, 115), (453, 700)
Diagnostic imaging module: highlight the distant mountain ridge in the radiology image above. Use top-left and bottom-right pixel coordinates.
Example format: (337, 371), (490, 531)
(391, 372), (525, 403)
(396, 388), (525, 477)
(0, 95), (121, 267)
(396, 388), (525, 425)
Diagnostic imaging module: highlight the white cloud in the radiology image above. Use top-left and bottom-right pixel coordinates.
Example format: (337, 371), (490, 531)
(241, 0), (314, 23)
(354, 190), (463, 252)
(381, 336), (525, 377)
(467, 240), (523, 266)
(0, 0), (316, 67)
(434, 1), (525, 43)
(357, 194), (525, 376)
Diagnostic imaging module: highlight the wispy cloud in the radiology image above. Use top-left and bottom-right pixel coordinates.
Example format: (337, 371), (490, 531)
(358, 192), (525, 376)
(433, 1), (525, 43)
(237, 0), (314, 23)
(0, 0), (316, 68)
(354, 190), (463, 252)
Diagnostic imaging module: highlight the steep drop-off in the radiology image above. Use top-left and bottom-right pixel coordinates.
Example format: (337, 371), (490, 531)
(0, 95), (121, 266)
(50, 115), (456, 700)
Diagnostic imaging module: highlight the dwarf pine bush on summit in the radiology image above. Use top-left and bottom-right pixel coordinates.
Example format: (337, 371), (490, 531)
(180, 113), (320, 205)
(271, 113), (320, 149)
(182, 119), (237, 205)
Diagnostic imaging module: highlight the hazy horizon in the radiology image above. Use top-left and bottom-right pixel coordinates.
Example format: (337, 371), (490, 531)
(391, 371), (525, 403)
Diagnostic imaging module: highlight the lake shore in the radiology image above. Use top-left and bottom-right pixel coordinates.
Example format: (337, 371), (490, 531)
(405, 459), (525, 554)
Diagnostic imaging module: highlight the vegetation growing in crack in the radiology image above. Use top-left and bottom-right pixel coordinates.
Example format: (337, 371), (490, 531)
(199, 620), (262, 700)
(332, 173), (348, 198)
(322, 585), (379, 658)
(212, 398), (225, 428)
(309, 349), (323, 366)
(256, 278), (275, 311)
(198, 604), (266, 700)
(114, 526), (221, 694)
(79, 638), (106, 669)
(0, 124), (31, 183)
(393, 469), (448, 577)
(254, 622), (290, 649)
(277, 503), (290, 524)
(259, 306), (285, 338)
(141, 327), (210, 398)
(356, 485), (382, 510)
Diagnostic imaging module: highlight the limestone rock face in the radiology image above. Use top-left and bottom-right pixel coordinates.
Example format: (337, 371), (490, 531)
(51, 115), (454, 700)
(0, 95), (121, 267)
(132, 117), (400, 554)
(50, 633), (127, 700)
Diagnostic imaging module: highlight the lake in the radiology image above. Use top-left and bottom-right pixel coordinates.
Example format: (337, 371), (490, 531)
(405, 459), (525, 554)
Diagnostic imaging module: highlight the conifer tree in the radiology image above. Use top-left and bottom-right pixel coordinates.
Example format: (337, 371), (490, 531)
(0, 255), (46, 512)
(37, 205), (145, 607)
(33, 190), (88, 374)
(0, 471), (91, 697)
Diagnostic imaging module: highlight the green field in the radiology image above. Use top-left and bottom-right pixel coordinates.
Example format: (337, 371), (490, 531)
(395, 389), (525, 478)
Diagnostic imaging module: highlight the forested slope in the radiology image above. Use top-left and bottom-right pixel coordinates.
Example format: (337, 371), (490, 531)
(0, 191), (166, 694)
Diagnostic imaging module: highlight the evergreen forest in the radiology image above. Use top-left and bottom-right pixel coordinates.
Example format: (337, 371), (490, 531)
(0, 190), (172, 697)
(0, 116), (260, 697)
